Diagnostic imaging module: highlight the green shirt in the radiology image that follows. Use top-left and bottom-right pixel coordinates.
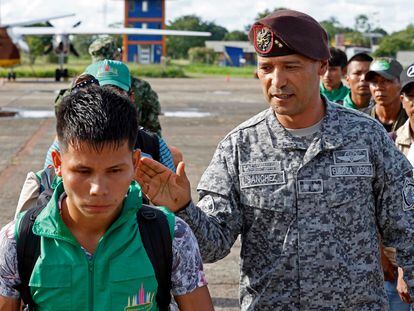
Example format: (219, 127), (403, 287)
(17, 181), (175, 311)
(320, 82), (350, 104)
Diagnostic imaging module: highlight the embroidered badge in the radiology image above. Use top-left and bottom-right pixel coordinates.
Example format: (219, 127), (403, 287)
(333, 149), (369, 164)
(330, 164), (373, 177)
(240, 161), (282, 173)
(403, 178), (414, 211)
(124, 284), (154, 311)
(240, 171), (285, 189)
(254, 26), (274, 54)
(298, 179), (323, 194)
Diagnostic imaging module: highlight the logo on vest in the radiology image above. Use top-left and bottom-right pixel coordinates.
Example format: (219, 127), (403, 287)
(403, 178), (414, 211)
(298, 179), (323, 194)
(124, 284), (154, 311)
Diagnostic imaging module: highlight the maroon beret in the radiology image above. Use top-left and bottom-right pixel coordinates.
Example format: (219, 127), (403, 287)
(248, 9), (330, 61)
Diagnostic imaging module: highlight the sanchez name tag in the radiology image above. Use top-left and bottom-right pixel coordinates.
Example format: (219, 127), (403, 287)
(330, 164), (373, 177)
(240, 171), (285, 189)
(298, 179), (323, 194)
(333, 149), (369, 164)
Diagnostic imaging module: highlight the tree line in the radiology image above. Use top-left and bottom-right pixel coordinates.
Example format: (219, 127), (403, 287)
(24, 8), (414, 64)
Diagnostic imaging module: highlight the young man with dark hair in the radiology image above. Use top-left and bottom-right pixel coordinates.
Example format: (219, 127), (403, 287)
(320, 47), (349, 104)
(343, 52), (374, 113)
(0, 87), (213, 310)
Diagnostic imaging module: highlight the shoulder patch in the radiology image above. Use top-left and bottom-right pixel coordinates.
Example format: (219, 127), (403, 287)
(403, 177), (414, 211)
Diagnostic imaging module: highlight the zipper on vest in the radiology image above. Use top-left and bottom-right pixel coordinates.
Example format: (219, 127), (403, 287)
(88, 260), (94, 311)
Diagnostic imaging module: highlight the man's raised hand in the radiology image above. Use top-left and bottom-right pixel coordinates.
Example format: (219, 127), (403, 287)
(135, 157), (192, 212)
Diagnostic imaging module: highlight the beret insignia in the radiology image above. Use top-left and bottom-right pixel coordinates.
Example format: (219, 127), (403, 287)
(254, 26), (274, 54)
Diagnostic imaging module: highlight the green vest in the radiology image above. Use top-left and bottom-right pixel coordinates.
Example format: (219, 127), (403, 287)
(320, 82), (350, 104)
(16, 181), (175, 311)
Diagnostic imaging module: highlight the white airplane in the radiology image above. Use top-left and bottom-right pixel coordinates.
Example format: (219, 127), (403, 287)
(1, 15), (211, 81)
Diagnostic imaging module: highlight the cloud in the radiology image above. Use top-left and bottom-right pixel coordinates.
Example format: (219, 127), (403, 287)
(1, 0), (412, 34)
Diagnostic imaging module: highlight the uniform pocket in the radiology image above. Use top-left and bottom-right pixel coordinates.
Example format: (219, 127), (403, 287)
(29, 265), (72, 311)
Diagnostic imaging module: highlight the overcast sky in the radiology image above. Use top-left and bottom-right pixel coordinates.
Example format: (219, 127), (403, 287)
(1, 0), (412, 34)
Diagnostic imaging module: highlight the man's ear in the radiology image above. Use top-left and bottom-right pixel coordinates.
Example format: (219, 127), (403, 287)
(318, 60), (328, 76)
(341, 66), (347, 77)
(51, 150), (63, 177)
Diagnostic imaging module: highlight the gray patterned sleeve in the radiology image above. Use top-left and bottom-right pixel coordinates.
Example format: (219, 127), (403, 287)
(170, 217), (207, 296)
(0, 221), (21, 298)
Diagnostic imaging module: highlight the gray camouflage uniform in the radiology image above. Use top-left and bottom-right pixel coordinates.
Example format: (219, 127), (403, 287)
(178, 100), (414, 310)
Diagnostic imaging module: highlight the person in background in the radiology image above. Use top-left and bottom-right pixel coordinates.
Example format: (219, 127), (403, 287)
(320, 47), (349, 104)
(343, 52), (374, 113)
(366, 57), (406, 135)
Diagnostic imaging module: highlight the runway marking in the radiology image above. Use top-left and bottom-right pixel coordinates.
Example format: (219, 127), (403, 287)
(0, 118), (53, 185)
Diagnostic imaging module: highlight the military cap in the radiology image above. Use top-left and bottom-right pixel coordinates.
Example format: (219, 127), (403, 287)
(248, 9), (330, 60)
(88, 36), (121, 63)
(400, 63), (414, 93)
(365, 57), (403, 82)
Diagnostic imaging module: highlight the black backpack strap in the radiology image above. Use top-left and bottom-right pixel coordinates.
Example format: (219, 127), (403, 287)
(137, 204), (173, 311)
(15, 189), (53, 310)
(136, 127), (160, 163)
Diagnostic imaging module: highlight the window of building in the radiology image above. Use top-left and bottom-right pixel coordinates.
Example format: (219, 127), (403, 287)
(129, 1), (135, 12)
(142, 1), (148, 12)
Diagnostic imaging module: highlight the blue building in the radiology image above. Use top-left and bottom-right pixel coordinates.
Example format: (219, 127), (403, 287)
(123, 0), (165, 64)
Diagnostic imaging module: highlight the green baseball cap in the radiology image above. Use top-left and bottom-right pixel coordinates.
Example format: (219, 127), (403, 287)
(365, 57), (403, 82)
(85, 59), (131, 92)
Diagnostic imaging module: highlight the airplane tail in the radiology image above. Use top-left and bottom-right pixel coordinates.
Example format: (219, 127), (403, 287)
(0, 28), (21, 68)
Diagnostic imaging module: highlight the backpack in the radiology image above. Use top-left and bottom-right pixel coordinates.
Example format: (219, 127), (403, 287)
(14, 189), (173, 311)
(136, 126), (160, 163)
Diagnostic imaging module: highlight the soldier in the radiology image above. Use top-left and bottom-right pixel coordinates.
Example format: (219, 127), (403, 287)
(89, 36), (162, 135)
(135, 9), (414, 310)
(55, 36), (162, 135)
(320, 47), (349, 104)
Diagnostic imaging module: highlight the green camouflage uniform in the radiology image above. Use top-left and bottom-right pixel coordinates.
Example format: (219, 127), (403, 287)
(55, 36), (162, 135)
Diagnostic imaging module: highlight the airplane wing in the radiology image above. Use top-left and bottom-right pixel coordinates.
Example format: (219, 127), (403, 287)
(10, 26), (211, 37)
(1, 14), (76, 28)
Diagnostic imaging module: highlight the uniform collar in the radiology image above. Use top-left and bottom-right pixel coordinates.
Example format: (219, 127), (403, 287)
(33, 181), (142, 243)
(265, 98), (344, 151)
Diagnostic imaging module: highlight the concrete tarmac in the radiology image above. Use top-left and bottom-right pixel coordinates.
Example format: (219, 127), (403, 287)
(0, 77), (267, 310)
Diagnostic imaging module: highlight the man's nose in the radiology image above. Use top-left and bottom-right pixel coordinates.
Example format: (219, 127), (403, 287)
(89, 176), (109, 196)
(271, 69), (287, 89)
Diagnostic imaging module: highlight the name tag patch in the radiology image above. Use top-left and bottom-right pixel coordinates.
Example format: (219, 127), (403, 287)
(240, 171), (285, 189)
(298, 179), (323, 194)
(333, 149), (369, 164)
(240, 161), (281, 173)
(330, 164), (373, 177)
(403, 178), (414, 211)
